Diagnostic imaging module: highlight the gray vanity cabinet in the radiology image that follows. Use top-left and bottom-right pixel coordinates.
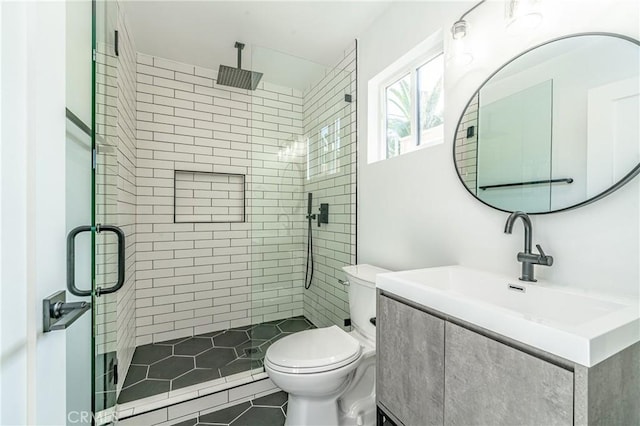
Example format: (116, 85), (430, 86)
(444, 322), (573, 425)
(377, 292), (640, 426)
(377, 293), (445, 426)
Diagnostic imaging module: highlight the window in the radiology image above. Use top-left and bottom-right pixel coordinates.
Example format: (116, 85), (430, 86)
(367, 32), (444, 163)
(385, 74), (412, 158)
(383, 53), (444, 159)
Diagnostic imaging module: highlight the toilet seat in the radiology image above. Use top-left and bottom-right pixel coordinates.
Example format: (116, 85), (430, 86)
(265, 326), (362, 374)
(349, 328), (375, 353)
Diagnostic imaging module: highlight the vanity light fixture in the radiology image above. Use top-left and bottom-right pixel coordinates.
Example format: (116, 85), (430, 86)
(505, 0), (543, 35)
(451, 20), (468, 40)
(450, 20), (473, 65)
(449, 0), (486, 65)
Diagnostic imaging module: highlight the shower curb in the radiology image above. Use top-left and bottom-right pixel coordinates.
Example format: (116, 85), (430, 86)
(113, 376), (279, 425)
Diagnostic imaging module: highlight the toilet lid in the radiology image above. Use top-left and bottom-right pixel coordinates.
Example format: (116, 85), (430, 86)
(266, 326), (361, 373)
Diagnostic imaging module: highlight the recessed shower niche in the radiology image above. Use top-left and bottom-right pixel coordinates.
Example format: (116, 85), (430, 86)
(174, 170), (246, 223)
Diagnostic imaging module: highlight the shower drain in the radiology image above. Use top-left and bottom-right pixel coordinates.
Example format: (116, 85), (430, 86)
(244, 347), (260, 356)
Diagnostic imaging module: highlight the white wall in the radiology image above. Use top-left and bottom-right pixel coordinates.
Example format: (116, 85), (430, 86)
(0, 4), (28, 423)
(1, 1), (69, 425)
(358, 0), (640, 298)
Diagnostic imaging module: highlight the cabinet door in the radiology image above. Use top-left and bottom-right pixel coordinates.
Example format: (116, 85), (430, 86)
(378, 294), (445, 426)
(444, 322), (573, 426)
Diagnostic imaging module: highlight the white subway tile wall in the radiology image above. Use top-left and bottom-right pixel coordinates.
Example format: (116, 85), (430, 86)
(246, 77), (307, 326)
(114, 7), (139, 386)
(302, 42), (357, 328)
(455, 93), (478, 193)
(130, 43), (357, 352)
(94, 42), (118, 356)
(94, 2), (138, 394)
(135, 53), (308, 344)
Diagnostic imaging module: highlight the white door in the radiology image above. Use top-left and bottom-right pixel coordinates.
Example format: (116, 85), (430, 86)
(1, 1), (72, 425)
(587, 77), (640, 197)
(1, 1), (96, 424)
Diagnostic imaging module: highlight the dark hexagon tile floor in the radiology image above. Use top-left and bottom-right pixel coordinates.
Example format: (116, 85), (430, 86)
(170, 391), (288, 426)
(117, 316), (314, 405)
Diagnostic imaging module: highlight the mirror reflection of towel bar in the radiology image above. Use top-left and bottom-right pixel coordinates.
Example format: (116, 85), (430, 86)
(479, 178), (573, 190)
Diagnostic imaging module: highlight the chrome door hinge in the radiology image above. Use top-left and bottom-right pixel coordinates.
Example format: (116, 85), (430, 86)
(92, 148), (97, 169)
(92, 48), (96, 62)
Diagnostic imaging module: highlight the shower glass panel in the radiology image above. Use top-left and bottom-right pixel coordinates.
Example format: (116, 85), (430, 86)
(84, 19), (358, 412)
(93, 0), (121, 420)
(297, 43), (357, 330)
(245, 43), (358, 367)
(65, 118), (94, 425)
(477, 80), (553, 212)
(65, 0), (94, 423)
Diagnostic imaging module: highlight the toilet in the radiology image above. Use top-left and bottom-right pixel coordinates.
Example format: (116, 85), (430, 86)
(264, 264), (390, 426)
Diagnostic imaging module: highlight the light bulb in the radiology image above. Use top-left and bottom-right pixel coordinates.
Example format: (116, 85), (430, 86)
(451, 20), (468, 40)
(451, 37), (473, 65)
(449, 19), (473, 65)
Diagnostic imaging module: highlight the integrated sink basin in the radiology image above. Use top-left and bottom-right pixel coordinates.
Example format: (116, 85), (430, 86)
(376, 265), (640, 367)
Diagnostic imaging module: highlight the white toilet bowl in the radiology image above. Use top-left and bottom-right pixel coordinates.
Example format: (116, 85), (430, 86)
(264, 264), (389, 426)
(265, 326), (375, 426)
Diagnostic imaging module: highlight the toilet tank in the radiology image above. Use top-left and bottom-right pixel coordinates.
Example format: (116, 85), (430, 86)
(342, 264), (390, 342)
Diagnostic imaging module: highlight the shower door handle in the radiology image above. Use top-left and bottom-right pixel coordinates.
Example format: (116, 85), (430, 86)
(67, 224), (126, 297)
(96, 225), (125, 296)
(67, 225), (92, 297)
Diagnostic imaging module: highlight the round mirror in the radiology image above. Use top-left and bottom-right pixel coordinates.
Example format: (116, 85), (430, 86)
(453, 33), (640, 214)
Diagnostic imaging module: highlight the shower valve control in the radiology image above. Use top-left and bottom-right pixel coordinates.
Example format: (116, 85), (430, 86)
(318, 203), (329, 227)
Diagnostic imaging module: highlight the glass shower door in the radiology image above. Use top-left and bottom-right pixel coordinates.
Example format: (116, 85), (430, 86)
(93, 0), (122, 421)
(65, 113), (94, 424)
(65, 0), (95, 423)
(65, 0), (122, 422)
(247, 41), (358, 341)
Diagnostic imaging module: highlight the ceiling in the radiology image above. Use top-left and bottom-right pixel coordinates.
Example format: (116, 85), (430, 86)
(122, 1), (393, 90)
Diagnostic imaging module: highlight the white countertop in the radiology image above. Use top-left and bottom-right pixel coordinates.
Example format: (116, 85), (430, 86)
(376, 265), (640, 367)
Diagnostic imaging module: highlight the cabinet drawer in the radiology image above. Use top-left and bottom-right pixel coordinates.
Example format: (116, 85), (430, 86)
(378, 294), (445, 426)
(444, 322), (573, 426)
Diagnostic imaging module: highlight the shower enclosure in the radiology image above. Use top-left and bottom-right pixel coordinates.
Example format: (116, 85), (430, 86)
(63, 1), (357, 422)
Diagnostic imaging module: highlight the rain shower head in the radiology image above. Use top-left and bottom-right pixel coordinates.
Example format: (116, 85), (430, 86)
(217, 42), (263, 91)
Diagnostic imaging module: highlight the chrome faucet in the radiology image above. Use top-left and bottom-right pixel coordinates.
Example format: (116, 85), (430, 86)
(504, 211), (553, 282)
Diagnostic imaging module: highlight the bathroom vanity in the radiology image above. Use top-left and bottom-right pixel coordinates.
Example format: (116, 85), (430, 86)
(375, 267), (640, 426)
(374, 27), (640, 426)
